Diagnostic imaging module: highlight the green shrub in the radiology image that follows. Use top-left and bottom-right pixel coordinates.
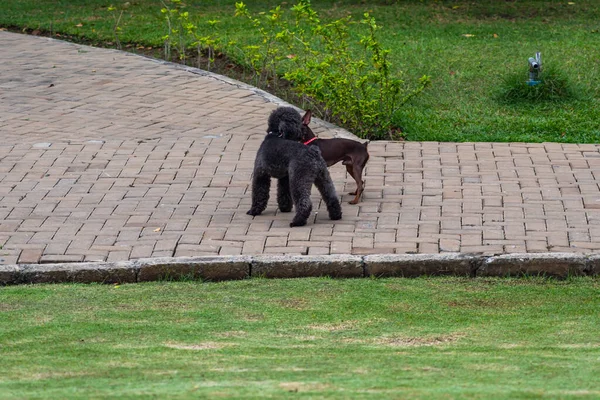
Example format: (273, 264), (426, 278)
(234, 1), (430, 140)
(234, 2), (293, 87)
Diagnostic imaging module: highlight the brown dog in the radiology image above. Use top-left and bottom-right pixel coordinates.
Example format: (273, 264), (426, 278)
(300, 110), (369, 204)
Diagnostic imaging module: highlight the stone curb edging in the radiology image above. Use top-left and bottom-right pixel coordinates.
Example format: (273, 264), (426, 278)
(0, 253), (598, 285)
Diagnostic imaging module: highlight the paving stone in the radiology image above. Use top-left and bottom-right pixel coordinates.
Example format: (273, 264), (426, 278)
(40, 255), (85, 264)
(17, 248), (44, 264)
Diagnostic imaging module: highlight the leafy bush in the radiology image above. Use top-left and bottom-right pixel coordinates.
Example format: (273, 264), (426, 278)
(234, 1), (430, 140)
(152, 1), (429, 139)
(234, 2), (292, 87)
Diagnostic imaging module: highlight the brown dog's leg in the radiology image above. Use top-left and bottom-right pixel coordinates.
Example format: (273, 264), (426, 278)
(350, 182), (364, 205)
(344, 164), (357, 195)
(344, 163), (364, 204)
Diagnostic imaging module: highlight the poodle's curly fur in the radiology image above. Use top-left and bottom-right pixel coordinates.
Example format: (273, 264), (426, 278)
(266, 106), (304, 141)
(247, 107), (342, 227)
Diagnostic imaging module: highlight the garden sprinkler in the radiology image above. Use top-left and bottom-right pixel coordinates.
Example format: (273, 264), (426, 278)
(527, 52), (542, 86)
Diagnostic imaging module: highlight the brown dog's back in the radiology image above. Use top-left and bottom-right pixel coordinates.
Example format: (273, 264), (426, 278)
(301, 110), (369, 204)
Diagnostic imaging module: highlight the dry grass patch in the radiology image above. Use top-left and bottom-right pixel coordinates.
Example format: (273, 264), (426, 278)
(209, 367), (252, 372)
(275, 297), (311, 310)
(163, 342), (234, 351)
(29, 371), (94, 381)
(307, 320), (361, 332)
(0, 303), (21, 311)
(549, 390), (600, 396)
(279, 382), (332, 392)
(556, 343), (600, 349)
(241, 313), (265, 322)
(216, 330), (247, 338)
(374, 333), (464, 348)
(308, 323), (353, 332)
(469, 364), (520, 372)
(446, 299), (514, 308)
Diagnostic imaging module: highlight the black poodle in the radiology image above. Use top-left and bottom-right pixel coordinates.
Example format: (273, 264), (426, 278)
(247, 107), (342, 227)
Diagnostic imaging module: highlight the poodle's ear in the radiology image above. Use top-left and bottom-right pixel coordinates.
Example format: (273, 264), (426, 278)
(302, 110), (312, 126)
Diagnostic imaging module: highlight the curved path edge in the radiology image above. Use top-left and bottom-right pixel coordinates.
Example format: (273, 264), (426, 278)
(130, 47), (361, 141)
(1, 253), (598, 285)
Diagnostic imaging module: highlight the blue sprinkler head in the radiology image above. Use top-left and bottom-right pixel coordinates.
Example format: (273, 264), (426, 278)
(527, 52), (542, 86)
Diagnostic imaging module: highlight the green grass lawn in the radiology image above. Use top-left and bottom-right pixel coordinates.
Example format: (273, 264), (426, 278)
(1, 0), (599, 142)
(1, 277), (600, 398)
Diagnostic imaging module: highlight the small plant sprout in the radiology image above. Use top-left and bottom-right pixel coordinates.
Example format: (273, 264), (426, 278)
(188, 19), (221, 70)
(107, 2), (129, 50)
(161, 0), (188, 61)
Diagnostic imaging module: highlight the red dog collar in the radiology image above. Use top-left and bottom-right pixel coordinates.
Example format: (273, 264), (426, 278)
(303, 137), (318, 145)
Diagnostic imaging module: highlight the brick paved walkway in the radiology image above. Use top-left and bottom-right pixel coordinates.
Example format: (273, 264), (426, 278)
(1, 31), (600, 265)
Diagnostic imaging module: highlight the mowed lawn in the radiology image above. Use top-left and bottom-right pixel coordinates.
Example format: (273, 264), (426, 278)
(1, 0), (600, 142)
(1, 277), (600, 398)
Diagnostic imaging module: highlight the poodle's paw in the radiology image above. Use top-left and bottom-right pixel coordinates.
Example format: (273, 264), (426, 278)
(329, 211), (342, 221)
(247, 208), (262, 216)
(290, 219), (307, 227)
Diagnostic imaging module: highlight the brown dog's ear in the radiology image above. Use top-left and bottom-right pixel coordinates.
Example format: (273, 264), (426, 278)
(302, 110), (312, 126)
